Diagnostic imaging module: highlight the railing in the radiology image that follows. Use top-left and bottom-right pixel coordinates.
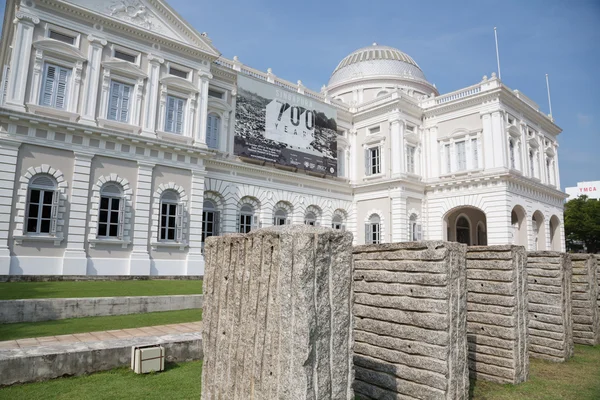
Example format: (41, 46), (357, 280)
(435, 85), (481, 105)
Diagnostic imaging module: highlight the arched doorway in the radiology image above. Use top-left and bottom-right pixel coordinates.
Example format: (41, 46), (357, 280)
(532, 211), (546, 250)
(549, 215), (561, 251)
(511, 205), (527, 246)
(444, 207), (487, 246)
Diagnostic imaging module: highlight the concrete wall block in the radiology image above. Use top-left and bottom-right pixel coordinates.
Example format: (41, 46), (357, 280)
(526, 251), (573, 362)
(202, 226), (354, 400)
(466, 245), (529, 384)
(570, 254), (599, 346)
(353, 241), (469, 400)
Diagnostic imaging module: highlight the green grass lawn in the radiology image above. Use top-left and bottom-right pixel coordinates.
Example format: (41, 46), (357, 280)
(0, 309), (202, 342)
(0, 280), (202, 300)
(1, 346), (598, 400)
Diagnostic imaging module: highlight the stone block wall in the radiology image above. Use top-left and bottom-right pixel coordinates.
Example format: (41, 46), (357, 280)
(201, 226), (354, 400)
(526, 252), (573, 362)
(352, 241), (469, 400)
(465, 246), (528, 384)
(570, 254), (599, 346)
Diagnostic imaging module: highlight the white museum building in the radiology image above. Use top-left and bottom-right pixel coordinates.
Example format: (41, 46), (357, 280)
(0, 0), (567, 276)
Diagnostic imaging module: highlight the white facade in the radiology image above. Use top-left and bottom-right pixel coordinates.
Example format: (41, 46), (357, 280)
(0, 0), (567, 276)
(565, 181), (600, 200)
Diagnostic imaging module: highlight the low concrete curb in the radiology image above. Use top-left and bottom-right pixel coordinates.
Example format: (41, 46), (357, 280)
(0, 276), (203, 282)
(0, 332), (203, 386)
(0, 295), (203, 323)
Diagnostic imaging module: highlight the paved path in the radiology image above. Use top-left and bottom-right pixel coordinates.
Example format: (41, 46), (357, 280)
(0, 321), (202, 350)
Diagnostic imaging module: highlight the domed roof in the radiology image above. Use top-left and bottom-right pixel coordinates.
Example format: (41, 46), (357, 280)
(327, 43), (431, 89)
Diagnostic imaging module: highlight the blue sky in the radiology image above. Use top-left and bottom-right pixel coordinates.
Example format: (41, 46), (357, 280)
(2, 0), (598, 189)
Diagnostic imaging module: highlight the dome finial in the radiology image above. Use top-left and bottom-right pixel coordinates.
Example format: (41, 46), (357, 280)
(372, 42), (378, 46)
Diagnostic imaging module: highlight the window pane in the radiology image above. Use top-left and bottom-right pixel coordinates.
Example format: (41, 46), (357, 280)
(162, 203), (167, 214)
(111, 198), (120, 210)
(43, 190), (54, 204)
(28, 204), (39, 219)
(27, 218), (38, 233)
(109, 224), (118, 237)
(40, 219), (50, 233)
(41, 205), (52, 219)
(168, 229), (175, 240)
(98, 224), (107, 236)
(110, 211), (119, 223)
(29, 189), (40, 204)
(160, 227), (166, 240)
(169, 204), (177, 215)
(99, 210), (108, 223)
(100, 197), (109, 209)
(168, 216), (176, 228)
(161, 216), (167, 226)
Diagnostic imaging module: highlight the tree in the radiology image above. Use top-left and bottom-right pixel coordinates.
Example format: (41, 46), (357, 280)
(564, 195), (600, 253)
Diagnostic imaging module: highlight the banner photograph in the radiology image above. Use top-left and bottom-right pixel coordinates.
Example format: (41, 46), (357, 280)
(234, 74), (338, 176)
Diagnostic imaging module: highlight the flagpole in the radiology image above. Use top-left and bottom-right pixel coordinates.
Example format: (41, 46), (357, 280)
(494, 27), (501, 80)
(545, 73), (553, 121)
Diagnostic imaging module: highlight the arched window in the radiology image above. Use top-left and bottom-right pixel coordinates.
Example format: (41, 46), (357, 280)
(98, 183), (124, 238)
(409, 213), (422, 241)
(159, 190), (183, 242)
(366, 214), (381, 244)
(206, 113), (221, 150)
(239, 204), (255, 233)
(274, 208), (288, 226)
(456, 216), (470, 245)
(202, 200), (220, 242)
(26, 175), (58, 234)
(332, 215), (343, 230)
(477, 222), (487, 245)
(304, 211), (317, 226)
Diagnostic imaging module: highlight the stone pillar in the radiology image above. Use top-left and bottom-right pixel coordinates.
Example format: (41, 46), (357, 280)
(129, 162), (154, 275)
(466, 245), (529, 384)
(526, 251), (573, 362)
(62, 152), (94, 275)
(80, 35), (106, 125)
(352, 241), (469, 400)
(389, 114), (402, 175)
(195, 72), (211, 147)
(491, 111), (506, 168)
(142, 54), (163, 136)
(185, 169), (205, 275)
(480, 113), (495, 170)
(5, 11), (39, 111)
(202, 226), (354, 400)
(0, 139), (20, 274)
(570, 254), (599, 345)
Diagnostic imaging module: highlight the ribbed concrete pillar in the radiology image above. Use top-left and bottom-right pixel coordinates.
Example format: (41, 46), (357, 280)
(571, 254), (599, 346)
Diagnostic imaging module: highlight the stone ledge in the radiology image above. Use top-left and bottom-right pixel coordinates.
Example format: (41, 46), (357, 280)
(0, 275), (203, 282)
(0, 332), (203, 387)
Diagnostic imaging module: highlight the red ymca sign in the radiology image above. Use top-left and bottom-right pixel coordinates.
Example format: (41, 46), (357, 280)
(579, 186), (598, 193)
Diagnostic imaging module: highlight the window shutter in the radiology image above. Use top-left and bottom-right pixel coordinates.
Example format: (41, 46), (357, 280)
(364, 149), (370, 176)
(365, 223), (370, 244)
(175, 202), (184, 242)
(417, 224), (422, 240)
(285, 217), (291, 225)
(55, 67), (69, 109)
(252, 215), (259, 230)
(1, 65), (9, 105)
(341, 224), (346, 231)
(41, 65), (56, 106)
(108, 81), (120, 120)
(165, 96), (175, 132)
(120, 84), (131, 122)
(175, 98), (184, 134)
(315, 221), (321, 227)
(50, 190), (59, 235)
(206, 115), (213, 146)
(117, 198), (125, 239)
(214, 211), (220, 236)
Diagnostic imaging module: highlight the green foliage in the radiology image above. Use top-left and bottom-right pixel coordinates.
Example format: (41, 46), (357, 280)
(0, 280), (203, 301)
(564, 195), (600, 253)
(0, 309), (202, 341)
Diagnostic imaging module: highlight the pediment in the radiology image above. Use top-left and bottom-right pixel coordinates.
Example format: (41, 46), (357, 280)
(61, 0), (220, 57)
(33, 39), (87, 61)
(102, 60), (148, 79)
(160, 75), (198, 93)
(207, 97), (232, 112)
(507, 125), (521, 138)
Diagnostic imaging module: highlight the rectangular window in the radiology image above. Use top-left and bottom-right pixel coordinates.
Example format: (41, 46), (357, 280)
(406, 145), (416, 173)
(366, 223), (380, 244)
(529, 151), (535, 177)
(160, 203), (178, 241)
(456, 141), (466, 171)
(445, 143), (451, 173)
(98, 196), (121, 238)
(107, 81), (133, 123)
(40, 63), (70, 109)
(368, 126), (380, 135)
(26, 189), (55, 234)
(202, 210), (220, 242)
(509, 140), (516, 169)
(337, 149), (345, 177)
(239, 214), (253, 233)
(169, 66), (188, 79)
(114, 50), (137, 64)
(165, 95), (185, 134)
(49, 30), (75, 45)
(208, 89), (223, 99)
(365, 147), (381, 176)
(405, 125), (415, 133)
(471, 138), (478, 169)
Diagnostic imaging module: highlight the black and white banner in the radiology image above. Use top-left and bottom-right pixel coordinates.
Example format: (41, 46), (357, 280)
(234, 74), (338, 176)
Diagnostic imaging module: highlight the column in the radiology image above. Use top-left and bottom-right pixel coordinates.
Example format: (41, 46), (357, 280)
(142, 54), (163, 136)
(481, 113), (494, 170)
(554, 145), (561, 189)
(80, 35), (106, 125)
(194, 72), (211, 147)
(129, 162), (154, 275)
(0, 139), (20, 274)
(62, 152), (94, 274)
(5, 11), (39, 111)
(186, 168), (206, 275)
(389, 113), (403, 176)
(228, 90), (237, 154)
(491, 111), (506, 169)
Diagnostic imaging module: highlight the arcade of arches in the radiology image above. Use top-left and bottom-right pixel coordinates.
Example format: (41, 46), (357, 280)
(444, 207), (487, 246)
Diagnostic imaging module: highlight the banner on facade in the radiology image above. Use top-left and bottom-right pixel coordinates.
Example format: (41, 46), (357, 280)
(234, 74), (338, 176)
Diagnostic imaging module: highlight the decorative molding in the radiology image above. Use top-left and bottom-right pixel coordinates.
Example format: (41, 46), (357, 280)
(88, 174), (133, 247)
